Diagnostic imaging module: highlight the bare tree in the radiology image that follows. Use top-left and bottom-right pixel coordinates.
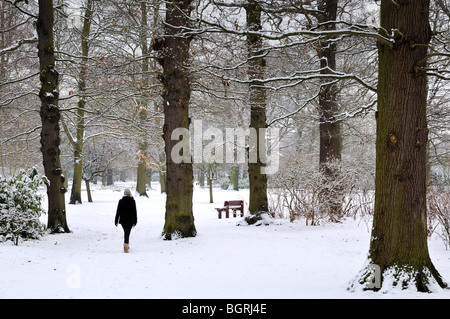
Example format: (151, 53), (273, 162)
(67, 0), (94, 205)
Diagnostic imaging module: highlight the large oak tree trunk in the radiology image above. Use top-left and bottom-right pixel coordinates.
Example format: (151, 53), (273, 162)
(161, 0), (196, 239)
(37, 0), (69, 233)
(354, 0), (446, 292)
(245, 0), (268, 224)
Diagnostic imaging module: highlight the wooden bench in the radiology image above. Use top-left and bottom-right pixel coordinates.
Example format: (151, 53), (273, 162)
(215, 200), (244, 219)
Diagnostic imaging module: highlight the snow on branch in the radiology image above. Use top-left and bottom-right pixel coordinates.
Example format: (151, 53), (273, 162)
(3, 0), (37, 19)
(0, 35), (38, 55)
(167, 7), (395, 48)
(181, 22), (394, 48)
(202, 66), (376, 93)
(268, 89), (320, 126)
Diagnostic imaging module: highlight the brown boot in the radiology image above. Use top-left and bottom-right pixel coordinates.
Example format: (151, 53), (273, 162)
(123, 243), (129, 253)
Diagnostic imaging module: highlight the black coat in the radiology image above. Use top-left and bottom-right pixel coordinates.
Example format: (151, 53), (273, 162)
(115, 196), (137, 226)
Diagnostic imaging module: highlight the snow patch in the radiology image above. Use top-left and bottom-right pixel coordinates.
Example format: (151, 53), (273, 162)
(1, 185), (449, 299)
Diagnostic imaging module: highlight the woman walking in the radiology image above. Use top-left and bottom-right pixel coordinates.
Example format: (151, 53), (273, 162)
(115, 189), (137, 253)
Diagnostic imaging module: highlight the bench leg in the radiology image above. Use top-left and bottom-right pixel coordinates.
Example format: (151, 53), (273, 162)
(218, 211), (222, 219)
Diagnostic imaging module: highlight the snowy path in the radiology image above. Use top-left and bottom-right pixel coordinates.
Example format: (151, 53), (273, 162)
(1, 185), (450, 299)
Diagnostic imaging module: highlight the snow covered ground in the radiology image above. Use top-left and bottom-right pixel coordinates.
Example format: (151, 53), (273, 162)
(1, 183), (450, 299)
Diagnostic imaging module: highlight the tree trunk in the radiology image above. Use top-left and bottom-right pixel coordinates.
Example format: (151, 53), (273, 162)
(85, 179), (92, 202)
(101, 171), (106, 186)
(106, 168), (113, 186)
(136, 1), (149, 197)
(208, 178), (213, 203)
(317, 0), (343, 221)
(199, 170), (205, 188)
(70, 148), (83, 204)
(159, 170), (166, 194)
(230, 165), (239, 191)
(37, 0), (69, 233)
(161, 0), (196, 240)
(245, 0), (268, 223)
(70, 0), (93, 205)
(355, 0), (447, 292)
(136, 145), (149, 197)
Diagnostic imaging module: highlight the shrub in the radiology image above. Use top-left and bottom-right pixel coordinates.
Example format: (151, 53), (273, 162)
(427, 186), (450, 250)
(0, 168), (46, 245)
(269, 152), (374, 225)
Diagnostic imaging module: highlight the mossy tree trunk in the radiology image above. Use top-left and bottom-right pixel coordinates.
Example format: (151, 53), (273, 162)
(357, 0), (447, 292)
(37, 0), (70, 233)
(161, 0), (196, 239)
(317, 0), (343, 221)
(84, 178), (92, 202)
(136, 144), (149, 197)
(245, 0), (268, 223)
(230, 165), (239, 191)
(159, 170), (166, 193)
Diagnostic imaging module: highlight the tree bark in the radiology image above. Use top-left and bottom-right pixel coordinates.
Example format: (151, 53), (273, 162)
(208, 177), (213, 203)
(84, 178), (92, 202)
(70, 0), (94, 204)
(136, 1), (149, 197)
(245, 0), (268, 223)
(37, 0), (70, 233)
(161, 0), (196, 239)
(317, 0), (343, 221)
(230, 165), (239, 191)
(159, 170), (166, 193)
(106, 168), (113, 185)
(356, 0), (447, 292)
(136, 144), (149, 197)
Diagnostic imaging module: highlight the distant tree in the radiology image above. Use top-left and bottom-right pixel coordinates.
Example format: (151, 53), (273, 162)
(68, 0), (94, 205)
(0, 1), (41, 177)
(135, 0), (153, 198)
(316, 0), (343, 221)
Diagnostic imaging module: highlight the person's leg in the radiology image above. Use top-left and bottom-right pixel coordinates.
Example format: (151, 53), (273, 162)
(121, 224), (132, 253)
(121, 224), (132, 243)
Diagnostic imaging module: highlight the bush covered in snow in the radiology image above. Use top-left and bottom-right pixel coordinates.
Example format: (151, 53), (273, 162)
(0, 168), (46, 245)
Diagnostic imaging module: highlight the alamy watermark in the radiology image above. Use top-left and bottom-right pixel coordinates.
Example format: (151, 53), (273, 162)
(66, 264), (81, 289)
(170, 120), (280, 174)
(366, 264), (381, 289)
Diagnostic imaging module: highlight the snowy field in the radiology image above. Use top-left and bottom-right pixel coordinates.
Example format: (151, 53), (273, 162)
(1, 183), (450, 299)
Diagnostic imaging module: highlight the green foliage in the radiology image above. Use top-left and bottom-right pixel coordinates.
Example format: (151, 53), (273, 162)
(0, 168), (47, 245)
